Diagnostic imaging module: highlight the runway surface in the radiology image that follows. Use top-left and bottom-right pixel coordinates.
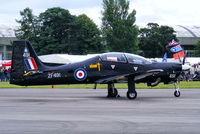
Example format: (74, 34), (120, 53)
(0, 88), (200, 134)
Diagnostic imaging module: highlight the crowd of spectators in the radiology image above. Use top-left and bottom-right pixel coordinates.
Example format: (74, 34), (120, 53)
(179, 63), (200, 81)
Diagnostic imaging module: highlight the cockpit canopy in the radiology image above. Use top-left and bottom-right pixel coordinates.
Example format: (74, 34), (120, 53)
(100, 52), (151, 64)
(100, 53), (127, 63)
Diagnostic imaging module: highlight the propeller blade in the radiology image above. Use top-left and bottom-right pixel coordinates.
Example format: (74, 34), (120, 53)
(182, 51), (187, 65)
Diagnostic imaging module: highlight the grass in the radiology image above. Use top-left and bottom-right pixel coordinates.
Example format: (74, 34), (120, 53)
(0, 81), (199, 89)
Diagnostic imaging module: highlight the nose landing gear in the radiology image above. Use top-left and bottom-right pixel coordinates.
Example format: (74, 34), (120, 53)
(174, 82), (181, 97)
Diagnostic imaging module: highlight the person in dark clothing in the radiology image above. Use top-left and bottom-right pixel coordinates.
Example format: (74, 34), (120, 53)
(3, 68), (8, 81)
(0, 68), (5, 81)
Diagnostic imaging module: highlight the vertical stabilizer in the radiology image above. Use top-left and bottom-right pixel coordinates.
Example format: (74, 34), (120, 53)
(10, 40), (46, 85)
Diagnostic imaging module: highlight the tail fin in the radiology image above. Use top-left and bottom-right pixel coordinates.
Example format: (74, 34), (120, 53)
(10, 40), (46, 84)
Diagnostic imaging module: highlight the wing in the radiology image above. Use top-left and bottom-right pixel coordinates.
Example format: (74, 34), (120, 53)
(95, 69), (164, 84)
(134, 69), (163, 81)
(95, 74), (130, 84)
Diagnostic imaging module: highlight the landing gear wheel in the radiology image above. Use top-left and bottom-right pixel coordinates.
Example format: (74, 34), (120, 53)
(127, 91), (137, 100)
(107, 88), (120, 98)
(174, 90), (181, 97)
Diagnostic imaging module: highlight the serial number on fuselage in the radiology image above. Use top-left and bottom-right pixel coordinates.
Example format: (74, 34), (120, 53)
(47, 72), (61, 79)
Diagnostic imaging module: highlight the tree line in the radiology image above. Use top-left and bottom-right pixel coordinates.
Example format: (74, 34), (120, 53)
(15, 7), (103, 55)
(15, 0), (200, 57)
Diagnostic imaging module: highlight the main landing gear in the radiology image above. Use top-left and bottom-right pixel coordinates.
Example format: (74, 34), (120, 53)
(174, 82), (181, 97)
(107, 77), (137, 100)
(107, 83), (120, 98)
(127, 77), (137, 99)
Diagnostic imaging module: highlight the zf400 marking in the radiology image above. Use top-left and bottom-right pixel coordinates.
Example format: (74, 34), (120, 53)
(48, 72), (61, 79)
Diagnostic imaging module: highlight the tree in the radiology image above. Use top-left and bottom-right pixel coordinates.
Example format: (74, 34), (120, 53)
(101, 0), (138, 53)
(73, 14), (103, 54)
(139, 23), (177, 58)
(15, 8), (39, 43)
(37, 7), (76, 54)
(15, 7), (103, 55)
(194, 40), (200, 56)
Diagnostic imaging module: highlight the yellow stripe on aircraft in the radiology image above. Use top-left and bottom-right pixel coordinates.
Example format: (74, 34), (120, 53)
(89, 63), (101, 72)
(23, 72), (31, 76)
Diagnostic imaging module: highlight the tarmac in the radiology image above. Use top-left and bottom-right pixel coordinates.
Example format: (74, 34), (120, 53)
(0, 88), (200, 134)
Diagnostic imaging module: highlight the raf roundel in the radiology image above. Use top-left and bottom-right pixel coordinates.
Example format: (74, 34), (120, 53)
(74, 68), (87, 81)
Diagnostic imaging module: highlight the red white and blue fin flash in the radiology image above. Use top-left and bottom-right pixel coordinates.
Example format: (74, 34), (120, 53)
(74, 68), (87, 81)
(24, 57), (38, 70)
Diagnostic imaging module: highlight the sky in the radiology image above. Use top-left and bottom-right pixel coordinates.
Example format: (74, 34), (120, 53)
(0, 0), (200, 27)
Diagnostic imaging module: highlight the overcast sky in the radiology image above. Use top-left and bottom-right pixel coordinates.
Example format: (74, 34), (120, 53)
(0, 0), (200, 27)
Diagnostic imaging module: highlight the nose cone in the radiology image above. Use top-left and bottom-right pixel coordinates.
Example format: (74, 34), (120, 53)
(182, 64), (191, 71)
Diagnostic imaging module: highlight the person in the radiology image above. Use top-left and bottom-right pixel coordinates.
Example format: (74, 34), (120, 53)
(185, 72), (190, 82)
(0, 67), (2, 81)
(3, 68), (8, 81)
(7, 67), (11, 80)
(0, 68), (5, 81)
(180, 71), (185, 81)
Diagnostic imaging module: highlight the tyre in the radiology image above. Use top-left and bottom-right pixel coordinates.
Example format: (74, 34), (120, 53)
(174, 90), (181, 97)
(127, 91), (137, 100)
(108, 88), (118, 97)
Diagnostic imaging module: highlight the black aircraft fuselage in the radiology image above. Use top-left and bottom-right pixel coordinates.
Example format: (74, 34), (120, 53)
(10, 40), (182, 99)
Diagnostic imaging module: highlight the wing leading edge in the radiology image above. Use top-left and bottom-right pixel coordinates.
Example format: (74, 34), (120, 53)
(95, 69), (164, 84)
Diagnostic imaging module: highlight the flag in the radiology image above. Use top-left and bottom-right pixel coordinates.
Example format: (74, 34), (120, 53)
(166, 40), (178, 47)
(24, 57), (38, 70)
(173, 51), (185, 60)
(170, 45), (183, 53)
(166, 40), (185, 60)
(162, 53), (167, 62)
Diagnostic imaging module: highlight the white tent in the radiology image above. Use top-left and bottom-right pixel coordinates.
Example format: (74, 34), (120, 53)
(39, 54), (98, 64)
